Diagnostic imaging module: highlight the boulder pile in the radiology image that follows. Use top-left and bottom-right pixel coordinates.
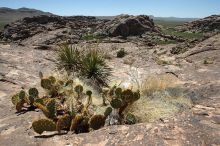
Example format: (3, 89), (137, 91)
(97, 15), (159, 37)
(0, 14), (160, 44)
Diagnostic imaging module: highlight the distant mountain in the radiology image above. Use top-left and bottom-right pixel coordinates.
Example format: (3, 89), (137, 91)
(96, 15), (198, 22)
(0, 7), (53, 24)
(150, 16), (198, 22)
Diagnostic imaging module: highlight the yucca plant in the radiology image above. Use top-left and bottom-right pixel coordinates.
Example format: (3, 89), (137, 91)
(56, 44), (111, 89)
(80, 49), (111, 88)
(56, 44), (81, 73)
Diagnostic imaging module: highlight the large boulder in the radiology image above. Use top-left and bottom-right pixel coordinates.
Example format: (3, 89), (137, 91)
(98, 15), (159, 37)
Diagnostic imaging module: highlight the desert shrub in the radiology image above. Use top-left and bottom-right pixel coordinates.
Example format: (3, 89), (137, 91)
(203, 58), (214, 65)
(170, 45), (188, 54)
(127, 74), (192, 122)
(117, 48), (127, 58)
(56, 44), (111, 88)
(81, 34), (104, 41)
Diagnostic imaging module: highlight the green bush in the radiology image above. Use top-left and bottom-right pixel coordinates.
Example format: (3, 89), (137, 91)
(117, 48), (127, 58)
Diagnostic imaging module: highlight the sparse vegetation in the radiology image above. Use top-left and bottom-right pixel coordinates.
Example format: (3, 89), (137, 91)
(116, 48), (127, 58)
(203, 58), (214, 65)
(56, 44), (111, 89)
(156, 39), (177, 45)
(0, 22), (6, 30)
(155, 57), (172, 65)
(162, 28), (204, 40)
(81, 34), (104, 41)
(154, 20), (186, 28)
(170, 45), (188, 54)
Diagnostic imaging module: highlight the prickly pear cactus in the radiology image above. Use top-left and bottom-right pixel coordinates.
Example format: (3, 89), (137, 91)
(48, 76), (56, 84)
(41, 78), (52, 89)
(15, 100), (25, 112)
(104, 107), (112, 117)
(125, 113), (137, 125)
(110, 98), (122, 109)
(28, 88), (39, 105)
(89, 115), (105, 130)
(46, 99), (56, 119)
(86, 90), (92, 108)
(132, 91), (140, 102)
(28, 88), (39, 98)
(115, 87), (122, 97)
(56, 114), (72, 133)
(70, 114), (84, 131)
(32, 119), (56, 134)
(74, 85), (83, 93)
(11, 94), (19, 105)
(121, 89), (133, 102)
(11, 90), (26, 112)
(19, 90), (26, 100)
(34, 99), (56, 119)
(74, 85), (83, 100)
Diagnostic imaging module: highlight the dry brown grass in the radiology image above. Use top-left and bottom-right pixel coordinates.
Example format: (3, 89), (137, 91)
(126, 74), (192, 122)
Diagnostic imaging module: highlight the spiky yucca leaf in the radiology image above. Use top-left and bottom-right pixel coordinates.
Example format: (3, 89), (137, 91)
(80, 49), (111, 87)
(56, 44), (81, 72)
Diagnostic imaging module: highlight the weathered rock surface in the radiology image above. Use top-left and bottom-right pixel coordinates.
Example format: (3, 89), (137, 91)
(0, 34), (220, 146)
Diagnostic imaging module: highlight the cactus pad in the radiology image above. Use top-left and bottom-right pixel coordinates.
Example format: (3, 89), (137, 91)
(11, 94), (19, 105)
(48, 76), (56, 84)
(104, 107), (112, 117)
(110, 98), (122, 109)
(41, 78), (52, 89)
(115, 87), (122, 97)
(121, 89), (133, 102)
(74, 85), (83, 93)
(65, 80), (73, 86)
(32, 119), (56, 134)
(19, 90), (26, 100)
(28, 88), (39, 98)
(125, 113), (137, 125)
(86, 90), (92, 96)
(46, 99), (56, 119)
(70, 114), (84, 131)
(132, 91), (140, 102)
(89, 115), (105, 130)
(56, 114), (72, 133)
(15, 100), (25, 112)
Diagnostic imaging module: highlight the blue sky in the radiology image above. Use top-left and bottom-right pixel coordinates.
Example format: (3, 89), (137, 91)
(0, 0), (220, 18)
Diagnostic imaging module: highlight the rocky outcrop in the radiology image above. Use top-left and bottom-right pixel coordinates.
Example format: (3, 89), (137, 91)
(0, 14), (161, 44)
(98, 15), (159, 37)
(177, 15), (220, 33)
(0, 15), (103, 43)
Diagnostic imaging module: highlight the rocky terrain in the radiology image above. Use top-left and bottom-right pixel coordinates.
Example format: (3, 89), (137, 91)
(0, 13), (220, 146)
(177, 15), (220, 33)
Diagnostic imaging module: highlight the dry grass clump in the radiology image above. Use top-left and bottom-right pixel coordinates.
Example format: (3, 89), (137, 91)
(125, 74), (192, 122)
(141, 74), (182, 96)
